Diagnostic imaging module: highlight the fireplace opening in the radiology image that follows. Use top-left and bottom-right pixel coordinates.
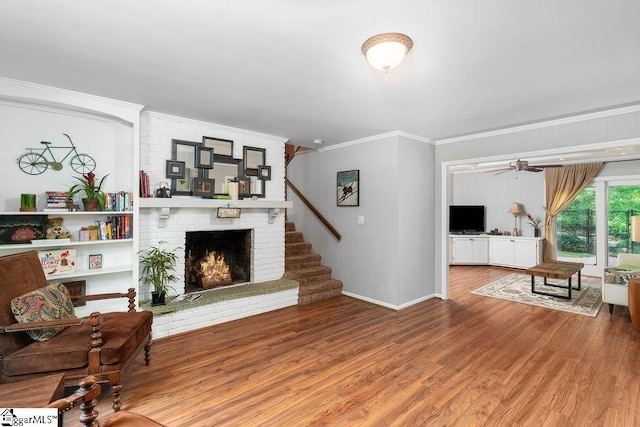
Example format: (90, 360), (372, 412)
(184, 230), (251, 293)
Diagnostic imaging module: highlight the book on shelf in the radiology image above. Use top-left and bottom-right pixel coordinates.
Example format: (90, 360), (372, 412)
(104, 191), (134, 211)
(38, 249), (76, 276)
(139, 170), (151, 198)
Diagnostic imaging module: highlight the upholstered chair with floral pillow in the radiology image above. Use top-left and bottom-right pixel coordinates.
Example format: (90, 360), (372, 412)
(0, 250), (153, 412)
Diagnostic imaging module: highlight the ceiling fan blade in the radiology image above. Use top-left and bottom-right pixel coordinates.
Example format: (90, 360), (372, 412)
(530, 164), (563, 168)
(523, 166), (543, 172)
(481, 167), (509, 174)
(492, 168), (513, 175)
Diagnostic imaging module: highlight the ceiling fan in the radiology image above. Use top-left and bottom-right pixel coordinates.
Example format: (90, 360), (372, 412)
(488, 159), (564, 174)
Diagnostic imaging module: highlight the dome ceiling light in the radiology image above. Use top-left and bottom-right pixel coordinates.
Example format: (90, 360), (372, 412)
(361, 32), (413, 72)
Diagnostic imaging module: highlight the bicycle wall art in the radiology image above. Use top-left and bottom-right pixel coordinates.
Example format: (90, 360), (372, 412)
(17, 133), (96, 175)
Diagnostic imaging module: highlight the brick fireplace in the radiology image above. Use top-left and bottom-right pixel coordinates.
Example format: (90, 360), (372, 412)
(185, 229), (251, 293)
(138, 110), (294, 338)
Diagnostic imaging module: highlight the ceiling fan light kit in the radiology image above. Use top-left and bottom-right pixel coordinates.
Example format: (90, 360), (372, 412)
(488, 159), (564, 174)
(361, 32), (413, 72)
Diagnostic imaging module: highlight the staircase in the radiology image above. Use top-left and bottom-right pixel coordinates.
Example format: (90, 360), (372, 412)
(284, 222), (343, 304)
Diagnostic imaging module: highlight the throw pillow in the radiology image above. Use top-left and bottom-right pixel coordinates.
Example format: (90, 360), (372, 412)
(0, 215), (47, 244)
(11, 282), (76, 341)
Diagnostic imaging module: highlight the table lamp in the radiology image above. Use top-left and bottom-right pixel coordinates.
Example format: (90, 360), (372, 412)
(508, 202), (524, 236)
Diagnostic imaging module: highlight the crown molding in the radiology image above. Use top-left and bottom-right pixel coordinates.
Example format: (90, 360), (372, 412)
(318, 130), (433, 152)
(0, 76), (143, 124)
(436, 104), (640, 145)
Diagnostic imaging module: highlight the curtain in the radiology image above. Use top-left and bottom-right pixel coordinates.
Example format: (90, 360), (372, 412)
(544, 163), (603, 260)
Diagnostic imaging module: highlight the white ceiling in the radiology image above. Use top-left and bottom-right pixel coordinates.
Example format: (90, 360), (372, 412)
(1, 1), (640, 149)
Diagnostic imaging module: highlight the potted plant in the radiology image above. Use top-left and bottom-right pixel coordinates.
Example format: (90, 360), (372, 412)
(67, 172), (109, 211)
(138, 241), (180, 306)
(526, 213), (542, 237)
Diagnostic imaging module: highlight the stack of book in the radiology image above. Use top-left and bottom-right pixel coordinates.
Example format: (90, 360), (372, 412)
(139, 170), (151, 198)
(104, 192), (134, 212)
(45, 191), (69, 212)
(93, 216), (132, 240)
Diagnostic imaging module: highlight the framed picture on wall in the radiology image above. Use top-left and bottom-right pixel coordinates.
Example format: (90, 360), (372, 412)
(89, 254), (102, 269)
(166, 160), (185, 179)
(337, 170), (359, 206)
(193, 177), (215, 198)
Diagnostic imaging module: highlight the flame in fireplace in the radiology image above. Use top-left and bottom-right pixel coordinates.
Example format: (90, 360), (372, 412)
(200, 252), (232, 289)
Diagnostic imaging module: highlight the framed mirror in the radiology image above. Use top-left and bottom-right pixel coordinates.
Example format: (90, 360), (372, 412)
(171, 139), (200, 196)
(203, 155), (241, 194)
(243, 146), (266, 175)
(203, 136), (234, 157)
(196, 147), (214, 169)
(245, 175), (265, 198)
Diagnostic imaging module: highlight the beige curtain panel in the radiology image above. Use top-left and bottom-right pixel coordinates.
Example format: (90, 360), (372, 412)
(544, 163), (603, 260)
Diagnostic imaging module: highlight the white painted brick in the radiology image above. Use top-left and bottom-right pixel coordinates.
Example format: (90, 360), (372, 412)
(141, 111), (292, 336)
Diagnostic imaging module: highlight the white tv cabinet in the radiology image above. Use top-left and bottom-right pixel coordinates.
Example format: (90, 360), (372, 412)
(449, 235), (544, 269)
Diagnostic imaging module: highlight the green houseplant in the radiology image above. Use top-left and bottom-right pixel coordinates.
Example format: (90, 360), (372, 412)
(67, 171), (110, 211)
(138, 241), (180, 306)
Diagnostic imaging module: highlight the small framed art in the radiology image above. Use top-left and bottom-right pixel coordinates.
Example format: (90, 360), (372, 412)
(196, 146), (214, 169)
(217, 207), (241, 218)
(337, 170), (359, 206)
(166, 160), (185, 179)
(258, 165), (271, 180)
(193, 177), (215, 198)
(89, 254), (102, 269)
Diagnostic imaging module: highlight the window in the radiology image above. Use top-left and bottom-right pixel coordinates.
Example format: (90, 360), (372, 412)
(556, 186), (596, 265)
(607, 185), (640, 266)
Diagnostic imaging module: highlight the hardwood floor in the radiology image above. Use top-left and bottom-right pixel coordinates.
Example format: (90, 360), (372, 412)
(69, 266), (640, 426)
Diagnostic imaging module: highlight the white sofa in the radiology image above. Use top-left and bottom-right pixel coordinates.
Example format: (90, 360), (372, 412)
(602, 253), (640, 314)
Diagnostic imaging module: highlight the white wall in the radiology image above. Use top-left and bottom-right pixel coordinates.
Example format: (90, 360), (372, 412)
(452, 171), (545, 237)
(397, 136), (435, 305)
(0, 100), (133, 211)
(287, 133), (435, 308)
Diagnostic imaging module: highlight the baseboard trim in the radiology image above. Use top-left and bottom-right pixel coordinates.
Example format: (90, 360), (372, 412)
(342, 291), (440, 310)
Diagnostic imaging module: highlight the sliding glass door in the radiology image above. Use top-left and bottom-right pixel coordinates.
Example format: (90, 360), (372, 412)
(607, 184), (640, 266)
(556, 186), (596, 266)
(556, 180), (640, 275)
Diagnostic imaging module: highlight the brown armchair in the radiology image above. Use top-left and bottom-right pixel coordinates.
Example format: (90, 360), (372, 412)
(0, 250), (153, 411)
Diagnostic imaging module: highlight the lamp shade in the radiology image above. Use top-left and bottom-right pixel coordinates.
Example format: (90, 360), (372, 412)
(632, 216), (640, 242)
(508, 202), (524, 215)
(361, 33), (413, 72)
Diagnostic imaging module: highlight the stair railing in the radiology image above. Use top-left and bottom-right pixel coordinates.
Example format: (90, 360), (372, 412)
(285, 177), (341, 241)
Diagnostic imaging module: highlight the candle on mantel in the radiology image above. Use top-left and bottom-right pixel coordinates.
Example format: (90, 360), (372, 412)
(222, 183), (229, 194)
(228, 182), (239, 200)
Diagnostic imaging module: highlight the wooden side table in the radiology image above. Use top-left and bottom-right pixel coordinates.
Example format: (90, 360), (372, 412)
(629, 279), (640, 332)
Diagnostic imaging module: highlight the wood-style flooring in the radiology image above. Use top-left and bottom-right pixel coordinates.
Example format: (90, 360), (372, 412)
(67, 266), (640, 426)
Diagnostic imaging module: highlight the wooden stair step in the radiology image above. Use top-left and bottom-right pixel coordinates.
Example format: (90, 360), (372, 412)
(285, 253), (322, 270)
(297, 279), (343, 296)
(298, 280), (343, 305)
(285, 231), (305, 244)
(285, 266), (333, 284)
(285, 220), (343, 306)
(285, 242), (312, 256)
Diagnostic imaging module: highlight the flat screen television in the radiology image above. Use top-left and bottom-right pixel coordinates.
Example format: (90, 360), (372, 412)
(449, 205), (485, 234)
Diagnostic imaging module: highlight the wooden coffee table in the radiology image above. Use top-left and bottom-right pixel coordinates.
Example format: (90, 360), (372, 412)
(525, 260), (584, 300)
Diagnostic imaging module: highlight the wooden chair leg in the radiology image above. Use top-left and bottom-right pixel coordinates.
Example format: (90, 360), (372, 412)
(145, 339), (152, 366)
(112, 382), (122, 412)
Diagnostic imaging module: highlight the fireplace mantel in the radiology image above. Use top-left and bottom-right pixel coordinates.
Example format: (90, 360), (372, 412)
(138, 198), (292, 225)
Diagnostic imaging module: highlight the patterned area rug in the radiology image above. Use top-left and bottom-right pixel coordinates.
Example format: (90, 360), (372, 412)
(471, 274), (602, 317)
